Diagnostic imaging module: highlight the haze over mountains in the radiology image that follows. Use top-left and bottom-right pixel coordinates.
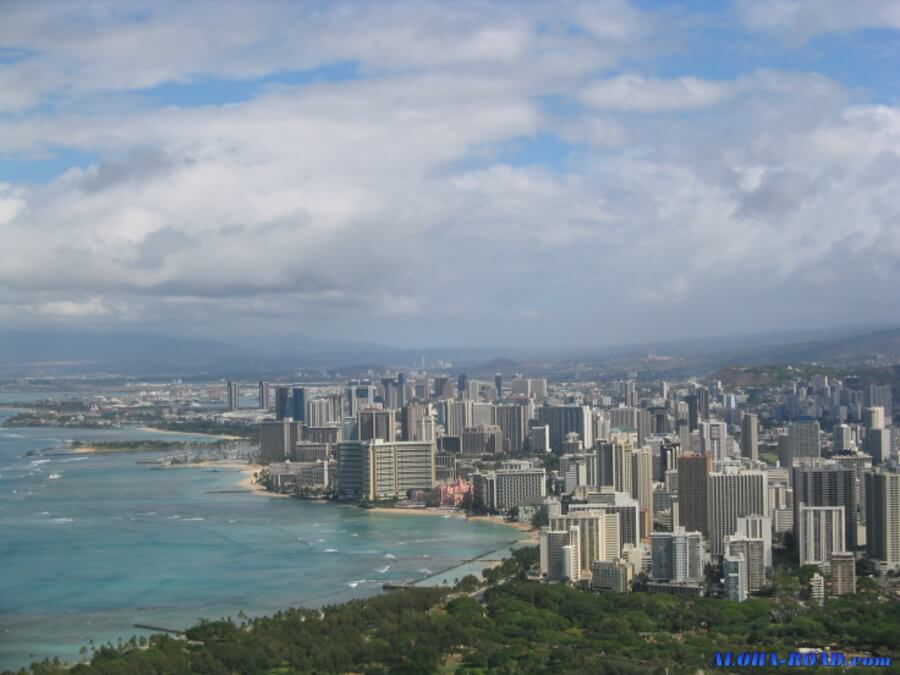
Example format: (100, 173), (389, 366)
(2, 324), (898, 378)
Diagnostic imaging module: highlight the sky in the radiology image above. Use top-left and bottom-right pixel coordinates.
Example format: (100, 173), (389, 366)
(1, 0), (899, 352)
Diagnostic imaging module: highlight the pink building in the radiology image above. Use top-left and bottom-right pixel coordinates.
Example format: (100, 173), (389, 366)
(433, 478), (472, 507)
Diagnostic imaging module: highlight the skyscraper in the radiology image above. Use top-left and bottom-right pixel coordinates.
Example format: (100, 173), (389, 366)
(291, 386), (306, 423)
(537, 405), (593, 451)
(397, 372), (407, 407)
(495, 404), (527, 453)
(494, 373), (503, 400)
(741, 413), (758, 461)
(624, 380), (637, 407)
(540, 526), (581, 582)
(226, 381), (239, 411)
(793, 462), (857, 550)
(345, 381), (376, 418)
(708, 468), (768, 556)
(865, 469), (900, 571)
(650, 527), (705, 583)
(699, 420), (728, 461)
(401, 402), (432, 442)
(632, 447), (654, 539)
(677, 453), (711, 537)
(867, 385), (892, 425)
(596, 437), (633, 493)
(697, 388), (710, 420)
(685, 395), (699, 432)
(258, 380), (271, 411)
(788, 418), (821, 464)
(797, 505), (846, 567)
(275, 386), (291, 421)
(358, 409), (396, 442)
(336, 440), (436, 501)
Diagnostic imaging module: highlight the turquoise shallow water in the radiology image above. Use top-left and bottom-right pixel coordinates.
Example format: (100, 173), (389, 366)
(0, 412), (518, 670)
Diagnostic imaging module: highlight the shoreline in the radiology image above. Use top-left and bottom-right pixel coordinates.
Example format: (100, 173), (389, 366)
(366, 507), (536, 541)
(165, 460), (289, 499)
(137, 426), (246, 440)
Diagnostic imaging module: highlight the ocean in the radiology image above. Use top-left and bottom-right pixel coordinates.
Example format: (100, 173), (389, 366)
(0, 410), (519, 670)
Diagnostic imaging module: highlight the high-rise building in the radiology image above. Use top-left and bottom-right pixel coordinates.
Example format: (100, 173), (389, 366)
(345, 381), (376, 418)
(537, 405), (593, 451)
(810, 573), (825, 606)
(631, 448), (654, 539)
(573, 493), (641, 550)
(474, 463), (547, 511)
(797, 505), (846, 567)
(723, 553), (748, 601)
(540, 526), (581, 582)
(685, 395), (699, 431)
(495, 404), (527, 453)
(678, 453), (712, 537)
(380, 378), (400, 410)
(530, 378), (548, 400)
(291, 386), (306, 423)
(793, 462), (858, 550)
(650, 527), (705, 583)
(866, 385), (893, 426)
(494, 373), (503, 400)
(697, 388), (710, 420)
(530, 425), (550, 453)
(336, 440), (436, 501)
(440, 399), (473, 438)
(258, 381), (271, 411)
(471, 401), (494, 426)
(550, 511), (620, 574)
(432, 376), (451, 400)
(608, 406), (638, 432)
(397, 372), (407, 407)
(259, 419), (301, 464)
(833, 424), (852, 453)
(591, 558), (633, 592)
(830, 551), (856, 595)
(596, 437), (633, 493)
(401, 402), (434, 442)
(724, 534), (766, 592)
(305, 399), (331, 427)
(741, 413), (759, 462)
(736, 514), (773, 568)
(275, 386), (291, 421)
(788, 418), (821, 463)
(461, 424), (502, 455)
(358, 409), (396, 442)
(708, 468), (768, 556)
(863, 406), (885, 431)
(457, 374), (468, 399)
(700, 420), (728, 461)
(624, 380), (638, 407)
(866, 428), (891, 465)
(226, 381), (239, 411)
(865, 469), (900, 571)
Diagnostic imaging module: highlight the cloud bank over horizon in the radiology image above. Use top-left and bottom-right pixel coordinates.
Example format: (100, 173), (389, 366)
(1, 1), (899, 350)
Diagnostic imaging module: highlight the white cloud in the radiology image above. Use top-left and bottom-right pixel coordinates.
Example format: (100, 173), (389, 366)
(579, 74), (736, 111)
(736, 0), (900, 40)
(0, 2), (899, 348)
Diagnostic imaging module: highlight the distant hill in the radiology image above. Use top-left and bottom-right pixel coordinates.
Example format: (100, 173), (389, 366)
(0, 329), (248, 374)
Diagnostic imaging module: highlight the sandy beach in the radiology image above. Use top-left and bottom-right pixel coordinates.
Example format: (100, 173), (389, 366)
(137, 426), (246, 440)
(367, 507), (536, 540)
(166, 460), (289, 498)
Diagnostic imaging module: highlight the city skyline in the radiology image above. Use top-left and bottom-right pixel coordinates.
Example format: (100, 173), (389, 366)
(1, 1), (900, 349)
